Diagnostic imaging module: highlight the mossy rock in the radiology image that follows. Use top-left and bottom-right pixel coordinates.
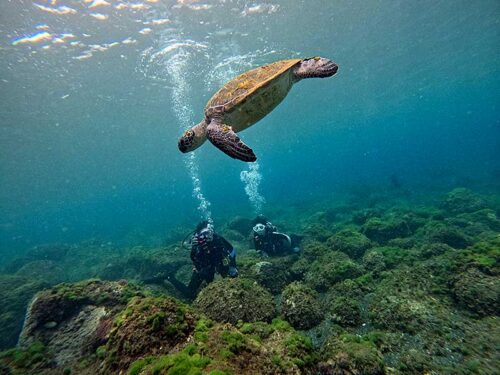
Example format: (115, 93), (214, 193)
(422, 222), (472, 249)
(461, 235), (500, 270)
(127, 319), (317, 375)
(247, 260), (291, 294)
(290, 241), (330, 279)
(280, 282), (324, 330)
(362, 250), (387, 274)
(352, 208), (382, 225)
(419, 243), (455, 259)
(451, 267), (500, 316)
(17, 280), (146, 370)
(305, 251), (364, 292)
(0, 341), (51, 375)
(103, 296), (196, 373)
(194, 278), (276, 325)
(456, 209), (500, 231)
(365, 246), (416, 269)
(386, 236), (416, 249)
(362, 216), (412, 244)
(15, 260), (66, 285)
(327, 229), (372, 258)
(0, 275), (49, 350)
(367, 268), (449, 334)
(302, 222), (334, 242)
(319, 334), (385, 375)
(329, 296), (362, 327)
(20, 279), (142, 341)
(26, 243), (71, 262)
(440, 188), (488, 214)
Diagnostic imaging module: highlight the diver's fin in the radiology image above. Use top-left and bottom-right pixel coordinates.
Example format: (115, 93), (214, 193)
(206, 120), (257, 162)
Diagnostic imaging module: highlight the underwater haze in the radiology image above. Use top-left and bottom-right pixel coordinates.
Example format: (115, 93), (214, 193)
(1, 1), (500, 374)
(1, 0), (499, 257)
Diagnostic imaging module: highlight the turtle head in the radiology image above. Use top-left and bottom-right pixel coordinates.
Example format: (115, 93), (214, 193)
(178, 121), (207, 153)
(294, 57), (338, 80)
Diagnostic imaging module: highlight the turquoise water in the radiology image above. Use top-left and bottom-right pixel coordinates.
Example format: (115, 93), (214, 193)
(1, 0), (499, 257)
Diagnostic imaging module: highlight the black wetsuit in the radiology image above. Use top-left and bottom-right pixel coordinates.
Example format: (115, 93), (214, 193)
(253, 218), (300, 256)
(170, 233), (237, 299)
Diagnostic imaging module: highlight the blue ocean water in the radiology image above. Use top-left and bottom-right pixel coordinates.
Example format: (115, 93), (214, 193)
(0, 0), (499, 262)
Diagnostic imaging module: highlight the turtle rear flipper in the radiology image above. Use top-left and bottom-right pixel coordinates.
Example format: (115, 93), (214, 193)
(206, 120), (257, 162)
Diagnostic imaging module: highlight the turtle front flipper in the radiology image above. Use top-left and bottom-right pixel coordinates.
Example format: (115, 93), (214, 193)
(206, 120), (257, 162)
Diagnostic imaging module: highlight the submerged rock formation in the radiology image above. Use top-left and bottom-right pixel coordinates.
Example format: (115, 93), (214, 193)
(194, 278), (276, 324)
(1, 187), (499, 374)
(18, 279), (144, 368)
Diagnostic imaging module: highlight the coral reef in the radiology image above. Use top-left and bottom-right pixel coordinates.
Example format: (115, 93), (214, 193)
(194, 278), (276, 324)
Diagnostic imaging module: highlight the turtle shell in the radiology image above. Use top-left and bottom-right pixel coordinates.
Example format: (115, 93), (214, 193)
(205, 59), (301, 117)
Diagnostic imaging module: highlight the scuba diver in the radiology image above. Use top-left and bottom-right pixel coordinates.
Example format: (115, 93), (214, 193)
(168, 220), (238, 299)
(252, 215), (301, 257)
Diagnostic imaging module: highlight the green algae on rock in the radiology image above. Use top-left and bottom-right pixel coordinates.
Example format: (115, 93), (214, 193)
(280, 282), (324, 330)
(326, 229), (373, 258)
(362, 216), (412, 244)
(0, 275), (49, 350)
(125, 318), (317, 375)
(18, 279), (145, 371)
(451, 267), (500, 316)
(319, 334), (385, 375)
(102, 296), (197, 373)
(304, 251), (364, 292)
(247, 259), (292, 294)
(440, 187), (488, 214)
(194, 278), (276, 324)
(329, 296), (362, 327)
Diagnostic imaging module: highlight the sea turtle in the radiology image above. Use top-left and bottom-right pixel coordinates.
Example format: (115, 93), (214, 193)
(178, 56), (338, 162)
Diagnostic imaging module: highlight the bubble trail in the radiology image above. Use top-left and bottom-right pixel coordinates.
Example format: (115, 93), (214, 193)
(240, 162), (265, 214)
(166, 51), (212, 222)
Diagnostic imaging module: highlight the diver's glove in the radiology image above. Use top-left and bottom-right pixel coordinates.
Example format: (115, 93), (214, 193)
(228, 266), (239, 278)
